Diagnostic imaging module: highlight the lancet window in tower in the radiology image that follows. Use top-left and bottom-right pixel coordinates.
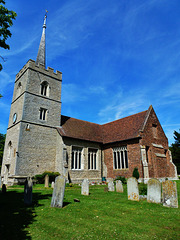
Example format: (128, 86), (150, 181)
(7, 141), (12, 160)
(39, 108), (47, 121)
(16, 82), (22, 98)
(40, 81), (49, 97)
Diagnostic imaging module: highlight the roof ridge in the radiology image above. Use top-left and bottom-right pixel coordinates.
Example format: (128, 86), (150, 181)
(101, 109), (148, 126)
(61, 115), (101, 126)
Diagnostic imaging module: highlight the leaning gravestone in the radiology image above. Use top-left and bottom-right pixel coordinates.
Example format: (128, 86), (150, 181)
(147, 178), (161, 204)
(51, 181), (55, 188)
(51, 176), (66, 208)
(127, 177), (139, 201)
(44, 174), (49, 188)
(24, 177), (33, 205)
(81, 179), (89, 195)
(108, 179), (115, 192)
(116, 180), (123, 193)
(162, 180), (178, 208)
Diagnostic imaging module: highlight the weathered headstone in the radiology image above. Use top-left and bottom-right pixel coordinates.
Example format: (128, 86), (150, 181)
(127, 177), (139, 201)
(162, 180), (178, 208)
(2, 184), (6, 194)
(44, 174), (49, 188)
(24, 177), (33, 205)
(116, 180), (123, 193)
(51, 176), (66, 208)
(51, 181), (55, 188)
(81, 179), (89, 195)
(108, 179), (115, 192)
(147, 178), (161, 203)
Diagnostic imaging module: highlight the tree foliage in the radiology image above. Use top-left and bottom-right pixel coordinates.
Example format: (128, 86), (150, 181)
(169, 130), (180, 174)
(132, 167), (139, 179)
(0, 0), (17, 71)
(0, 133), (6, 170)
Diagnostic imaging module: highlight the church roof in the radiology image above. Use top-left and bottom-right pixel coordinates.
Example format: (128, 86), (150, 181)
(101, 110), (148, 144)
(57, 108), (149, 144)
(57, 116), (103, 143)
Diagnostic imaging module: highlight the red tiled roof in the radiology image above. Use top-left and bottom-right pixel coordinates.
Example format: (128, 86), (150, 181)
(57, 116), (103, 143)
(57, 110), (148, 144)
(101, 110), (148, 144)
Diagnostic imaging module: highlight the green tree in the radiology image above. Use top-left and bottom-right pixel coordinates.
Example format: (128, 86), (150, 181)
(0, 133), (6, 170)
(132, 167), (139, 179)
(169, 130), (180, 174)
(0, 0), (17, 71)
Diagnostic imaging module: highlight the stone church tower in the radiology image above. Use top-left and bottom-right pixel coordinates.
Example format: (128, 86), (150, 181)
(1, 14), (62, 185)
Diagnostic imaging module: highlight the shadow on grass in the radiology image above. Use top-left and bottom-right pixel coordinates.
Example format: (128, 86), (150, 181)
(0, 189), (52, 240)
(63, 201), (71, 207)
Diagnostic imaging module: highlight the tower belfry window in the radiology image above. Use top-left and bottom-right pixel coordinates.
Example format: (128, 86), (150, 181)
(39, 108), (47, 121)
(16, 82), (22, 98)
(40, 81), (49, 97)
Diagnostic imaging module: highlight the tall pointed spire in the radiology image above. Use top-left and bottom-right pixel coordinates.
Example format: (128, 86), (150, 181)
(36, 11), (47, 67)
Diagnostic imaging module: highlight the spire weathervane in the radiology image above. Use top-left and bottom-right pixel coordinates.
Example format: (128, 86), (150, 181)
(36, 11), (48, 67)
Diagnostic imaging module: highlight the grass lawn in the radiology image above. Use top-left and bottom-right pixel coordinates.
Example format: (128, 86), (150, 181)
(0, 181), (180, 240)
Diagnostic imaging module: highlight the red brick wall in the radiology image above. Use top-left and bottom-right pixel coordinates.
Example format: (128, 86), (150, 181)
(103, 139), (143, 179)
(103, 108), (176, 179)
(140, 108), (176, 178)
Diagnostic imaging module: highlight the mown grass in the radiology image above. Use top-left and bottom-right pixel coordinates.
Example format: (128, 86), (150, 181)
(0, 182), (180, 240)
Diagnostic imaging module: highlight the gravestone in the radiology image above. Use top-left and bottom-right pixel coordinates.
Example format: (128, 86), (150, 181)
(24, 177), (33, 205)
(51, 181), (55, 188)
(108, 179), (115, 191)
(44, 174), (49, 188)
(127, 177), (139, 201)
(162, 180), (178, 208)
(81, 179), (89, 195)
(2, 184), (6, 194)
(147, 178), (161, 203)
(116, 180), (123, 193)
(51, 176), (66, 208)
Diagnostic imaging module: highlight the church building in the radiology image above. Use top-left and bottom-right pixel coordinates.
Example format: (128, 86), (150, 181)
(1, 15), (177, 185)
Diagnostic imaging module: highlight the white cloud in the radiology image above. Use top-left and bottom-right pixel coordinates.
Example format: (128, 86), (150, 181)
(61, 83), (87, 103)
(98, 87), (147, 124)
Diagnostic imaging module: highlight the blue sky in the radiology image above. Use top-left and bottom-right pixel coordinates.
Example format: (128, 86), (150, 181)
(0, 0), (180, 144)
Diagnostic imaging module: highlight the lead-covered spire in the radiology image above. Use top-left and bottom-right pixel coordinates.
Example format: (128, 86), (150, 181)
(36, 11), (47, 67)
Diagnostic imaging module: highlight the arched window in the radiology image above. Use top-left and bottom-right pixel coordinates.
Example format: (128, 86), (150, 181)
(16, 82), (22, 98)
(40, 81), (49, 97)
(113, 146), (128, 169)
(8, 141), (12, 159)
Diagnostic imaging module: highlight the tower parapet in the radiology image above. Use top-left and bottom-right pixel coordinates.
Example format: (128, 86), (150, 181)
(16, 59), (62, 82)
